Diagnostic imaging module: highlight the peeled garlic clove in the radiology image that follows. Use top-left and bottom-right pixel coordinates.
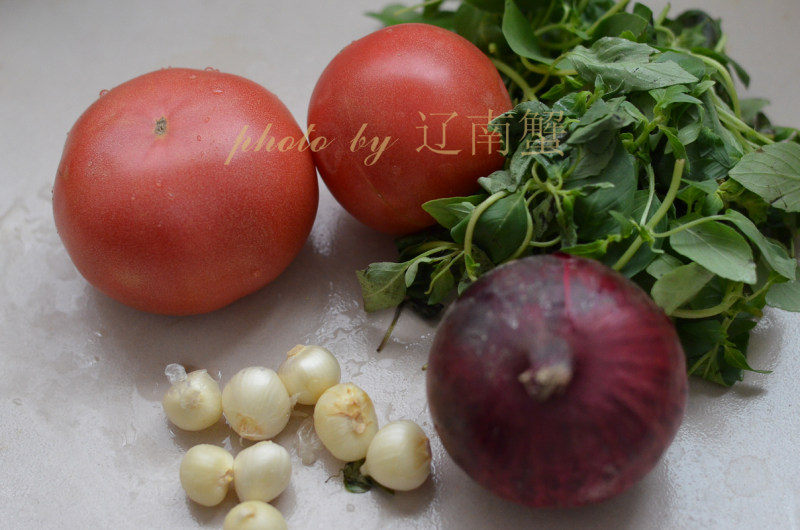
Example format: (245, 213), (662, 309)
(233, 441), (292, 503)
(313, 382), (378, 462)
(222, 367), (291, 441)
(277, 344), (341, 405)
(162, 368), (222, 431)
(223, 500), (287, 530)
(360, 420), (432, 491)
(179, 444), (234, 507)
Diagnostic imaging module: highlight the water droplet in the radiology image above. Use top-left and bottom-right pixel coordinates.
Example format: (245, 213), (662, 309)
(188, 74), (197, 80)
(203, 116), (210, 123)
(196, 135), (202, 141)
(98, 89), (109, 97)
(87, 160), (93, 167)
(211, 87), (223, 95)
(155, 179), (162, 187)
(204, 66), (219, 72)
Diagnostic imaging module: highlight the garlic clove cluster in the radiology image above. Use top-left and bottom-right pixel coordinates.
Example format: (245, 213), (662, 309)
(166, 343), (432, 529)
(178, 441), (292, 508)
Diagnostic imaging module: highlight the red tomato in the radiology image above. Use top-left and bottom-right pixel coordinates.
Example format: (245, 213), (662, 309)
(307, 23), (512, 235)
(53, 67), (318, 315)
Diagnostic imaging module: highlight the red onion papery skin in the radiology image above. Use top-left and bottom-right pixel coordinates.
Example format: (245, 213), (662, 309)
(426, 253), (688, 508)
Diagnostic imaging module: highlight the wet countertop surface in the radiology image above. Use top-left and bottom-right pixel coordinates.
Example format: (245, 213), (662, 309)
(1, 0), (799, 528)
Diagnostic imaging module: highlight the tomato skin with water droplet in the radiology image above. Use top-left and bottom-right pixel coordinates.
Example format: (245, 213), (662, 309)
(426, 253), (688, 508)
(53, 68), (318, 315)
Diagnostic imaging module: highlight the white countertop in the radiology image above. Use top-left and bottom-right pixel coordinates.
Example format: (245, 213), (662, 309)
(2, 1), (799, 528)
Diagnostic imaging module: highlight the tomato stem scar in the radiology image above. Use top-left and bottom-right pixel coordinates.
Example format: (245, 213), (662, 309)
(154, 116), (167, 136)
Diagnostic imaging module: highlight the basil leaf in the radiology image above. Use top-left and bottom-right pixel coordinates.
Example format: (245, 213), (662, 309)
(471, 191), (529, 263)
(651, 262), (715, 314)
(356, 262), (409, 311)
(669, 218), (757, 284)
(567, 97), (636, 145)
(422, 195), (483, 230)
(478, 169), (519, 194)
(570, 141), (636, 240)
(501, 0), (551, 64)
(649, 84), (703, 111)
(592, 12), (649, 40)
(646, 253), (685, 280)
(568, 37), (698, 93)
(720, 209), (797, 280)
(427, 261), (456, 305)
(766, 279), (800, 312)
(728, 142), (800, 212)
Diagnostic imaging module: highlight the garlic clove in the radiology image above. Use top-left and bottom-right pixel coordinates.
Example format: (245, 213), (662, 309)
(179, 444), (234, 507)
(313, 382), (379, 462)
(162, 368), (222, 431)
(277, 344), (341, 406)
(360, 420), (432, 491)
(233, 441), (292, 503)
(222, 367), (292, 441)
(223, 500), (287, 530)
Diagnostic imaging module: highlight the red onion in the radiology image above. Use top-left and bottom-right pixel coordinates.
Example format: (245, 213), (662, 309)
(426, 253), (688, 508)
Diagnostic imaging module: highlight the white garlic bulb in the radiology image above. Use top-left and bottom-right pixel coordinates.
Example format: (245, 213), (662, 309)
(360, 420), (432, 491)
(179, 444), (234, 507)
(222, 367), (291, 441)
(223, 500), (287, 530)
(277, 344), (341, 405)
(313, 382), (379, 462)
(233, 441), (292, 503)
(162, 365), (222, 431)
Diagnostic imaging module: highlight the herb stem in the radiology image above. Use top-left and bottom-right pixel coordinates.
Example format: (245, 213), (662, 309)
(691, 52), (742, 118)
(654, 4), (671, 26)
(671, 296), (738, 319)
(464, 191), (509, 279)
(536, 0), (630, 51)
(424, 251), (464, 296)
(639, 163), (657, 225)
(529, 235), (562, 248)
(586, 0), (630, 35)
(492, 58), (536, 102)
(407, 240), (460, 254)
(631, 114), (667, 151)
(713, 95), (775, 146)
(520, 57), (576, 77)
(650, 214), (727, 238)
(612, 159), (685, 271)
